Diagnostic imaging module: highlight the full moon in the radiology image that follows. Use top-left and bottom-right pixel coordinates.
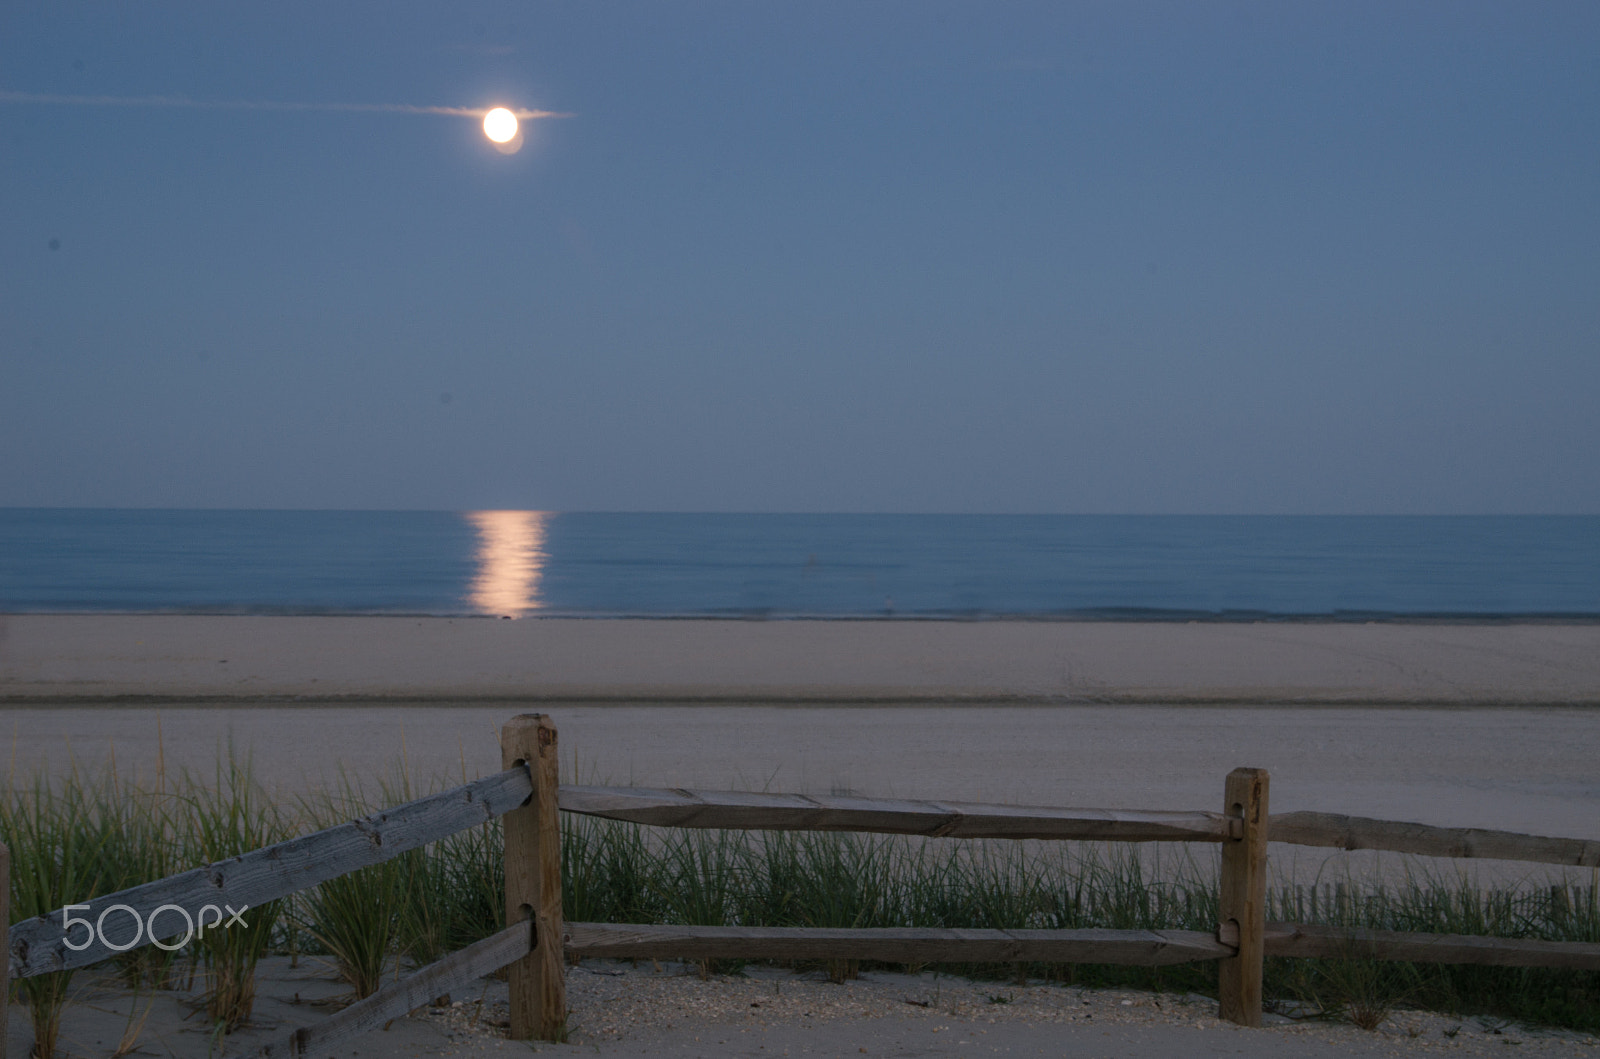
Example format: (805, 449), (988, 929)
(483, 108), (519, 143)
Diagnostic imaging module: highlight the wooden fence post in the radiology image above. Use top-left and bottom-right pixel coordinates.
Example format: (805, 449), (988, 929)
(502, 715), (565, 1041)
(1218, 767), (1268, 1027)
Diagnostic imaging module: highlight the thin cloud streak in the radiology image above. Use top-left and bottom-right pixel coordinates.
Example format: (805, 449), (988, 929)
(0, 91), (566, 121)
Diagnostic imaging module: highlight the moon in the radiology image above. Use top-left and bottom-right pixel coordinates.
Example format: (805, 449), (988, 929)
(483, 107), (519, 143)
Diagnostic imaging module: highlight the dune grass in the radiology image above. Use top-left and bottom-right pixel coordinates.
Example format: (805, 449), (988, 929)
(5, 757), (1600, 1053)
(1, 777), (113, 1058)
(175, 757), (286, 1031)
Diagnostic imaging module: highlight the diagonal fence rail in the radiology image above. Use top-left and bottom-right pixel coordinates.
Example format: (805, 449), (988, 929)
(5, 712), (1599, 1055)
(251, 921), (533, 1059)
(5, 766), (533, 979)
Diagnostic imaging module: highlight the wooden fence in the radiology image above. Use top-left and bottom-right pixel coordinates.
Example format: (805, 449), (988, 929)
(5, 712), (1600, 1054)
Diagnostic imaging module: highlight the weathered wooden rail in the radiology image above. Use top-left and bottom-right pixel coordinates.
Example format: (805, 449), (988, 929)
(558, 786), (1600, 867)
(564, 922), (1235, 964)
(6, 768), (534, 978)
(557, 784), (1240, 841)
(1268, 811), (1600, 867)
(4, 712), (1598, 1054)
(255, 922), (532, 1059)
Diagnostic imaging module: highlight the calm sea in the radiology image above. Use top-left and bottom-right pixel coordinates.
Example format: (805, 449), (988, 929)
(1, 510), (1596, 620)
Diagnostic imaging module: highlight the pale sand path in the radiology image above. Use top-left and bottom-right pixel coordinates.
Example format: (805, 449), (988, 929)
(3, 702), (1599, 833)
(5, 703), (1598, 888)
(3, 615), (1600, 704)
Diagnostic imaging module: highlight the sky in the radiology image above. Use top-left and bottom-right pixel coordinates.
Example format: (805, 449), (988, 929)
(2, 2), (1597, 514)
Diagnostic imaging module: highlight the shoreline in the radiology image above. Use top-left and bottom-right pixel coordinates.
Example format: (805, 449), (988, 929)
(5, 613), (1600, 705)
(8, 609), (1600, 622)
(8, 694), (1600, 708)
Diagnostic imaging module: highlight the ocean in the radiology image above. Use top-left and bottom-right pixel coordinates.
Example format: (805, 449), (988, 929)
(1, 510), (1596, 620)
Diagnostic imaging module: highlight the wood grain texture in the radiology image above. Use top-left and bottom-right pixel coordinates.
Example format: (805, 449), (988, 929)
(503, 714), (567, 1041)
(7, 768), (532, 980)
(533, 718), (567, 1039)
(245, 921), (530, 1058)
(1218, 767), (1269, 1028)
(1261, 922), (1600, 969)
(1270, 811), (1600, 867)
(564, 922), (1233, 965)
(558, 785), (1236, 842)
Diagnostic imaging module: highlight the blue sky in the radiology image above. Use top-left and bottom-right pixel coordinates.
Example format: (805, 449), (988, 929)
(2, 2), (1597, 513)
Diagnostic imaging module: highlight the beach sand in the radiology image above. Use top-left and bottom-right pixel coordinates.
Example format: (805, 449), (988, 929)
(3, 615), (1599, 832)
(14, 956), (1600, 1059)
(4, 614), (1599, 891)
(4, 614), (1600, 704)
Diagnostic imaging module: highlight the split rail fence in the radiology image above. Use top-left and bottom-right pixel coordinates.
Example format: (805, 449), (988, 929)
(5, 713), (1600, 1055)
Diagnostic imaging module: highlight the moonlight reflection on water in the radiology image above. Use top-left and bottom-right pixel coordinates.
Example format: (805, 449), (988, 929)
(466, 510), (549, 616)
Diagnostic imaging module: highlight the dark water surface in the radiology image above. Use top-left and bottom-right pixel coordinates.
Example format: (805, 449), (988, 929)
(1, 510), (1596, 619)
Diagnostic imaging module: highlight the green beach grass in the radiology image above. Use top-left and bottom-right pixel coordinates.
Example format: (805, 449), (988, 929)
(4, 757), (1599, 1055)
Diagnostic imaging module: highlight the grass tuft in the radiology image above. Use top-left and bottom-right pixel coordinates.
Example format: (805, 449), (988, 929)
(175, 753), (285, 1032)
(301, 861), (403, 1000)
(1, 776), (116, 1058)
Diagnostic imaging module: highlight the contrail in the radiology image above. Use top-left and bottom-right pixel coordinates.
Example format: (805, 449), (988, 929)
(0, 91), (566, 121)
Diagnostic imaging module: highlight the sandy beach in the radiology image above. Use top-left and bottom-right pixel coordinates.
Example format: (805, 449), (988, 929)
(4, 615), (1599, 871)
(4, 614), (1600, 704)
(3, 614), (1600, 895)
(4, 614), (1599, 847)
